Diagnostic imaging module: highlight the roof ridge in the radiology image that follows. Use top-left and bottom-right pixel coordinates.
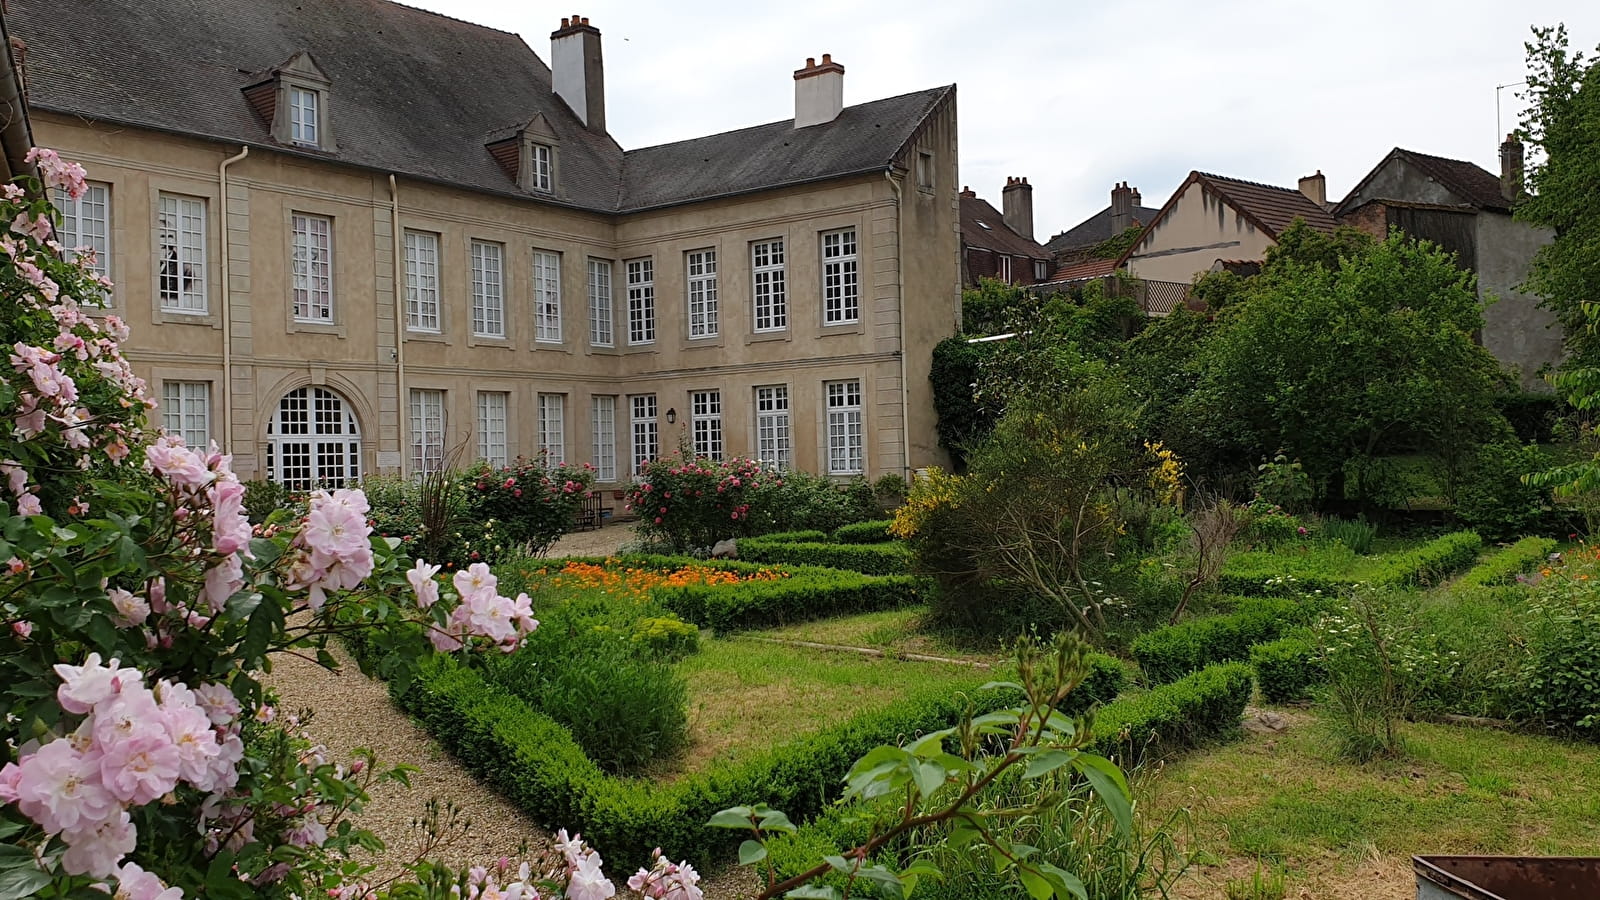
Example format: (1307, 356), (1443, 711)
(1194, 171), (1304, 194)
(377, 0), (524, 39)
(1394, 146), (1489, 170)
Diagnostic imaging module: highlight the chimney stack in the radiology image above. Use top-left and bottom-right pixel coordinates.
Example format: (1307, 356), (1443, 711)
(551, 14), (606, 133)
(959, 185), (976, 198)
(793, 54), (845, 128)
(1500, 134), (1524, 204)
(1110, 182), (1133, 233)
(1001, 177), (1034, 239)
(1298, 170), (1327, 208)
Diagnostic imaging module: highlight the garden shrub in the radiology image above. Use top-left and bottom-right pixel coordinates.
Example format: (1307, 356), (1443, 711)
(1374, 530), (1483, 587)
(1131, 596), (1321, 685)
(625, 453), (773, 552)
(1453, 441), (1552, 540)
(1240, 501), (1306, 548)
(1507, 567), (1600, 735)
(832, 519), (896, 544)
(737, 537), (912, 576)
(243, 477), (294, 524)
(751, 529), (830, 544)
(462, 457), (597, 556)
(1454, 536), (1558, 588)
(630, 614), (701, 662)
(655, 567), (924, 633)
(758, 470), (881, 534)
(1321, 516), (1378, 554)
(1254, 454), (1315, 514)
(1250, 631), (1324, 703)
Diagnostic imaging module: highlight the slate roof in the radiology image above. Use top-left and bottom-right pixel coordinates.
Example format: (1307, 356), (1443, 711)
(1043, 204), (1162, 255)
(959, 194), (1050, 260)
(11, 0), (952, 214)
(1333, 148), (1510, 215)
(1191, 172), (1338, 237)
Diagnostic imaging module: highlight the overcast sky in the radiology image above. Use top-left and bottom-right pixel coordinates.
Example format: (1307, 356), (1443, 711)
(407, 1), (1598, 241)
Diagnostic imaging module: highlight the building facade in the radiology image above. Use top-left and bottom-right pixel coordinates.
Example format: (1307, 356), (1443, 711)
(958, 179), (1051, 287)
(15, 1), (962, 489)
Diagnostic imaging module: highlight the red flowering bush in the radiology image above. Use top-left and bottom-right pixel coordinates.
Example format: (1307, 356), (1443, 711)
(466, 458), (596, 557)
(624, 453), (774, 552)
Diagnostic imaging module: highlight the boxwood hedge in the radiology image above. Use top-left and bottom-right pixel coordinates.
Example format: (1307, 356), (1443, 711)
(1250, 630), (1324, 704)
(832, 520), (896, 544)
(735, 537), (913, 576)
(1131, 595), (1323, 685)
(1219, 530), (1482, 595)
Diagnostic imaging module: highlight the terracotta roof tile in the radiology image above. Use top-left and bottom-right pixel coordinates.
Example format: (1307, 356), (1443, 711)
(1193, 172), (1339, 237)
(1034, 257), (1117, 287)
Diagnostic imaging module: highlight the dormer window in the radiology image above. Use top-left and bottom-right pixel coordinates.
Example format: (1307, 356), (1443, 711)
(289, 87), (320, 146)
(532, 143), (553, 192)
(242, 51), (334, 152)
(485, 114), (559, 195)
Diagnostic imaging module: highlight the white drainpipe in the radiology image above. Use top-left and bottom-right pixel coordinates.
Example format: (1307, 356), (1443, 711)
(218, 145), (249, 452)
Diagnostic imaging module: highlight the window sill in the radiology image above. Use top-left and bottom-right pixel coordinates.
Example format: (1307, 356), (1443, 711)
(467, 335), (513, 349)
(156, 309), (220, 327)
(290, 319), (347, 339)
(404, 331), (450, 344)
(532, 342), (573, 354)
(683, 336), (723, 350)
(819, 321), (865, 336)
(746, 330), (791, 345)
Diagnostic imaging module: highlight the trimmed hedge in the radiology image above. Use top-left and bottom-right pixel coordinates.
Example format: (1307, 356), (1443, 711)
(736, 537), (913, 577)
(752, 529), (830, 544)
(1454, 536), (1558, 589)
(390, 649), (1125, 867)
(1250, 630), (1324, 704)
(1220, 530), (1483, 596)
(832, 520), (896, 544)
(1131, 596), (1321, 685)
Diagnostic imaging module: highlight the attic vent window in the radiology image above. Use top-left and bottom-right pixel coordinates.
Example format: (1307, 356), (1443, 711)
(289, 87), (319, 146)
(975, 220), (992, 230)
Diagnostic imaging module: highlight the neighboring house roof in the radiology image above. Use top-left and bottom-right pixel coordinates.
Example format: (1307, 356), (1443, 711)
(1333, 147), (1510, 215)
(1043, 204), (1162, 255)
(11, 0), (951, 213)
(1114, 170), (1337, 269)
(1211, 259), (1262, 277)
(959, 194), (1050, 261)
(1032, 257), (1118, 289)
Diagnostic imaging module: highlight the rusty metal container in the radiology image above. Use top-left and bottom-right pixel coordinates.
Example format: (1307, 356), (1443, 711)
(1414, 856), (1600, 899)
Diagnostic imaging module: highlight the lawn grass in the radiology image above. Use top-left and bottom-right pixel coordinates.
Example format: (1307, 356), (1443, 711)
(1145, 710), (1600, 898)
(757, 605), (1009, 664)
(1225, 536), (1425, 585)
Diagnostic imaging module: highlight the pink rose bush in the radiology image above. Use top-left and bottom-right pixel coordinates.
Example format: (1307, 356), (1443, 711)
(624, 453), (774, 552)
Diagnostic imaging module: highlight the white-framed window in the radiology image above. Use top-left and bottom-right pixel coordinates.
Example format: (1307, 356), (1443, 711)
(471, 240), (505, 338)
(404, 230), (440, 332)
(997, 255), (1012, 283)
(626, 258), (655, 345)
(161, 381), (210, 449)
(268, 387), (361, 489)
(538, 393), (565, 464)
(754, 385), (792, 471)
(691, 390), (723, 460)
(630, 394), (657, 476)
(409, 389), (445, 476)
(826, 380), (864, 475)
(158, 193), (207, 313)
(588, 259), (613, 347)
(477, 391), (508, 467)
(1034, 260), (1049, 281)
(54, 182), (111, 281)
(289, 86), (320, 147)
(752, 239), (786, 332)
(822, 228), (859, 324)
(534, 250), (562, 343)
(591, 395), (617, 482)
(291, 213), (333, 322)
(531, 143), (553, 192)
(686, 248), (718, 338)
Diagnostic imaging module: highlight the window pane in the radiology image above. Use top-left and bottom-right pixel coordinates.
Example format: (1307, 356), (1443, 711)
(691, 390), (723, 460)
(626, 258), (655, 344)
(477, 391), (508, 467)
(822, 229), (859, 324)
(588, 259), (613, 346)
(630, 394), (657, 475)
(54, 182), (112, 287)
(161, 381), (210, 449)
(754, 385), (791, 470)
(292, 214), (333, 321)
(538, 393), (565, 464)
(687, 248), (718, 338)
(591, 395), (616, 482)
(752, 239), (786, 332)
(409, 389), (444, 475)
(534, 251), (562, 343)
(404, 231), (440, 332)
(826, 380), (864, 474)
(158, 194), (207, 312)
(471, 241), (505, 337)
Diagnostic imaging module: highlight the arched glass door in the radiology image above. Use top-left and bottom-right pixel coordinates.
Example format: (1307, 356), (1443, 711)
(266, 387), (361, 490)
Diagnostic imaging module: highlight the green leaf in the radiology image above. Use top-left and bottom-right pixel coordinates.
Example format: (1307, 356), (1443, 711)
(0, 865), (50, 900)
(1073, 755), (1133, 837)
(978, 680), (1023, 692)
(1019, 867), (1053, 900)
(853, 865), (906, 900)
(757, 808), (797, 834)
(912, 760), (947, 800)
(824, 855), (854, 875)
(1022, 749), (1076, 779)
(706, 806), (756, 830)
(907, 727), (955, 758)
(738, 840), (768, 866)
(0, 822), (20, 842)
(1039, 862), (1089, 900)
(785, 887), (842, 900)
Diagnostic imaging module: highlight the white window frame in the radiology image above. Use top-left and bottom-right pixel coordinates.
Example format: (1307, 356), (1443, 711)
(538, 393), (565, 464)
(822, 228), (859, 325)
(158, 193), (207, 313)
(409, 389), (445, 476)
(268, 387), (362, 489)
(630, 394), (657, 476)
(471, 240), (506, 338)
(626, 258), (655, 345)
(404, 230), (440, 333)
(161, 381), (211, 449)
(752, 239), (787, 332)
(54, 182), (111, 282)
(691, 390), (723, 460)
(289, 86), (320, 147)
(686, 248), (718, 339)
(998, 254), (1012, 283)
(534, 250), (562, 343)
(588, 259), (614, 347)
(531, 143), (553, 192)
(754, 385), (792, 471)
(291, 213), (334, 322)
(477, 391), (509, 467)
(826, 380), (864, 475)
(1034, 260), (1049, 281)
(591, 395), (617, 482)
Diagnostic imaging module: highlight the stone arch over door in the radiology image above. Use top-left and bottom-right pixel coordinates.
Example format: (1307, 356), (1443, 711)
(264, 386), (363, 489)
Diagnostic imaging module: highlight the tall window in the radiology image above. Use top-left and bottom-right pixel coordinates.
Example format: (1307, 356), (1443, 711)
(822, 228), (859, 325)
(531, 144), (553, 192)
(291, 213), (333, 322)
(591, 395), (617, 482)
(538, 393), (565, 464)
(754, 385), (791, 471)
(477, 391), (508, 467)
(288, 87), (320, 147)
(158, 194), (207, 313)
(409, 389), (445, 476)
(404, 231), (440, 332)
(471, 240), (505, 338)
(826, 380), (864, 475)
(626, 258), (655, 345)
(997, 255), (1012, 282)
(161, 381), (210, 449)
(752, 239), (786, 331)
(54, 182), (111, 281)
(686, 248), (718, 338)
(630, 394), (657, 476)
(691, 390), (723, 460)
(588, 259), (613, 347)
(268, 387), (361, 489)
(534, 251), (562, 343)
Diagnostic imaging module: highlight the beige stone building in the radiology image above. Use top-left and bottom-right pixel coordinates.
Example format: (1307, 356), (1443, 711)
(13, 1), (961, 489)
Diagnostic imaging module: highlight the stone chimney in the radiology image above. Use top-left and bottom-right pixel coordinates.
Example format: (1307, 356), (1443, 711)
(1500, 134), (1524, 203)
(1109, 182), (1134, 233)
(1130, 186), (1141, 208)
(551, 15), (606, 133)
(959, 186), (976, 198)
(1001, 177), (1034, 239)
(1298, 170), (1327, 208)
(794, 54), (844, 128)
